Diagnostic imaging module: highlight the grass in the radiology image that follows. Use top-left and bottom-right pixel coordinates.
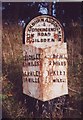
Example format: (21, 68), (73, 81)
(2, 22), (82, 119)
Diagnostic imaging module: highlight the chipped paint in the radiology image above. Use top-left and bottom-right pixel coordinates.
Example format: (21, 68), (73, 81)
(23, 15), (68, 101)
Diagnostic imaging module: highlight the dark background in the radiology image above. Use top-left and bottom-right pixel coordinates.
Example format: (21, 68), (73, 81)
(2, 2), (82, 119)
(2, 2), (81, 25)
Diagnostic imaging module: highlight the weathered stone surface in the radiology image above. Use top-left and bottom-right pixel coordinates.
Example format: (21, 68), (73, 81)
(23, 15), (68, 101)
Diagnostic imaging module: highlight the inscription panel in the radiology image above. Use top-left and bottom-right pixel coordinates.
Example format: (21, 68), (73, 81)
(23, 15), (68, 101)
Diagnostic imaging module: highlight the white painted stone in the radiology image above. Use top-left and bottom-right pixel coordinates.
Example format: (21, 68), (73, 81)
(23, 15), (68, 101)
